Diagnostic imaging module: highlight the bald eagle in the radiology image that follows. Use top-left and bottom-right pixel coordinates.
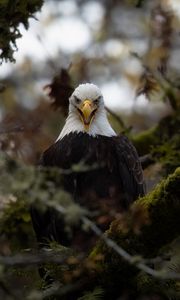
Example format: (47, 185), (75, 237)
(31, 83), (144, 251)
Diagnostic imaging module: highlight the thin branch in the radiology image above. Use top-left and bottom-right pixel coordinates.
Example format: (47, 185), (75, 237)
(36, 34), (58, 72)
(26, 279), (86, 300)
(81, 216), (180, 280)
(0, 252), (83, 267)
(35, 199), (180, 280)
(0, 125), (25, 135)
(105, 106), (128, 131)
(0, 123), (40, 135)
(1, 199), (179, 281)
(42, 280), (85, 300)
(39, 161), (105, 176)
(139, 153), (154, 169)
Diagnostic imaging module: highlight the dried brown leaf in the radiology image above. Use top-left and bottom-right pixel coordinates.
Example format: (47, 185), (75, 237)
(44, 69), (74, 115)
(136, 71), (159, 99)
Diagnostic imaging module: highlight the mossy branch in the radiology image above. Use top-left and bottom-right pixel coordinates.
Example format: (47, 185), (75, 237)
(87, 167), (180, 297)
(0, 154), (180, 298)
(132, 113), (180, 174)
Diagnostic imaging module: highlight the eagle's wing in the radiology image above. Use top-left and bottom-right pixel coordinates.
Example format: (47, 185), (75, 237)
(115, 134), (145, 206)
(31, 142), (68, 247)
(38, 141), (62, 167)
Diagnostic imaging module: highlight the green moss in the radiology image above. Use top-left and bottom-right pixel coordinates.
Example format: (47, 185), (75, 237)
(108, 167), (180, 257)
(139, 167), (180, 206)
(0, 196), (35, 250)
(89, 168), (180, 298)
(132, 113), (180, 174)
(151, 134), (180, 174)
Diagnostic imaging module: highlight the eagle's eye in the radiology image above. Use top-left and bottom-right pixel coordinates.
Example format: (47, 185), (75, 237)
(94, 96), (101, 105)
(74, 96), (81, 104)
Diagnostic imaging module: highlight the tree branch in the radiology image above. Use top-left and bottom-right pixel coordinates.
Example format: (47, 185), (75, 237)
(0, 252), (83, 267)
(30, 184), (180, 280)
(105, 106), (129, 132)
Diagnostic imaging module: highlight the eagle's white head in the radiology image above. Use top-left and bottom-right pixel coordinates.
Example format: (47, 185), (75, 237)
(57, 83), (116, 140)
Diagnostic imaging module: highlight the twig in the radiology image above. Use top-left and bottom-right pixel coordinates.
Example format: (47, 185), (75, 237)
(33, 200), (180, 280)
(0, 125), (25, 135)
(39, 161), (105, 176)
(26, 279), (86, 300)
(81, 216), (180, 280)
(42, 280), (85, 299)
(105, 106), (127, 131)
(139, 153), (154, 169)
(36, 34), (58, 72)
(1, 200), (179, 281)
(0, 252), (83, 267)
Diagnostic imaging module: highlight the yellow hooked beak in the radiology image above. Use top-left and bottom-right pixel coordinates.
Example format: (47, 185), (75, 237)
(78, 99), (97, 130)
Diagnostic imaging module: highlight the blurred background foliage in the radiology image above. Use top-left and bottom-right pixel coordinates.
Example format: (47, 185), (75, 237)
(0, 0), (180, 299)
